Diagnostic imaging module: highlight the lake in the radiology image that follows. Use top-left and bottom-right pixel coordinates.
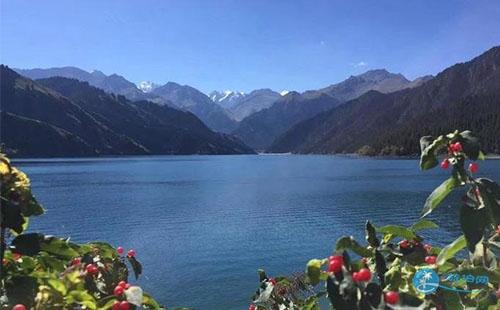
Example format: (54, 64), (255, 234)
(15, 155), (500, 309)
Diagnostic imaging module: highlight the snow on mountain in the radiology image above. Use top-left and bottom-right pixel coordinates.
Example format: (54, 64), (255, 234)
(280, 90), (290, 96)
(209, 90), (246, 108)
(138, 81), (159, 93)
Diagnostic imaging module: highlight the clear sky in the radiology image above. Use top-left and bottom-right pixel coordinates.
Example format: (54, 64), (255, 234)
(1, 0), (499, 94)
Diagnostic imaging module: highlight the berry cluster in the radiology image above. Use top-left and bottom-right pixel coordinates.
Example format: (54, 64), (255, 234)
(440, 141), (479, 173)
(112, 280), (132, 309)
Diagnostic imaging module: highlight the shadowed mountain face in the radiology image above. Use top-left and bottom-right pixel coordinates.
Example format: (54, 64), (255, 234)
(269, 46), (500, 155)
(233, 70), (423, 150)
(150, 82), (237, 133)
(1, 66), (255, 157)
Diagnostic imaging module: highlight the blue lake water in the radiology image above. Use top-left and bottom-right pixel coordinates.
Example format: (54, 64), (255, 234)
(14, 155), (500, 310)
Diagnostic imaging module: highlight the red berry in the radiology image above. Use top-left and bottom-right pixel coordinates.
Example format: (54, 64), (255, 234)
(127, 249), (136, 257)
(118, 280), (127, 288)
(12, 253), (21, 261)
(352, 272), (359, 281)
(119, 301), (130, 310)
(86, 264), (98, 275)
(329, 255), (343, 264)
(117, 246), (124, 255)
(469, 163), (478, 173)
(451, 142), (462, 153)
(249, 305), (256, 310)
(399, 240), (410, 249)
(112, 301), (121, 310)
(71, 257), (81, 266)
(496, 288), (500, 299)
(113, 285), (124, 296)
(384, 291), (399, 305)
(425, 256), (437, 264)
(268, 278), (277, 285)
(328, 259), (343, 273)
(124, 283), (131, 289)
(496, 225), (500, 236)
(357, 268), (372, 282)
(12, 305), (26, 310)
(440, 159), (449, 169)
(424, 244), (432, 253)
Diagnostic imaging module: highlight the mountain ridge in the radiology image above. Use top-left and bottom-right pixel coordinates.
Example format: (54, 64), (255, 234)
(1, 66), (255, 157)
(269, 46), (500, 155)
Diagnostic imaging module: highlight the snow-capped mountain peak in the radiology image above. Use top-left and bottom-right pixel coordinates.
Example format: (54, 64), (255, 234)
(209, 90), (246, 104)
(280, 90), (290, 96)
(138, 81), (159, 93)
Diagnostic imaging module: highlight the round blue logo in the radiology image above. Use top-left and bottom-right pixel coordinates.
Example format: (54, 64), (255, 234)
(412, 269), (439, 294)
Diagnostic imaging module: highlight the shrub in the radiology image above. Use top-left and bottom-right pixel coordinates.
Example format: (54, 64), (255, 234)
(250, 130), (500, 309)
(0, 155), (163, 309)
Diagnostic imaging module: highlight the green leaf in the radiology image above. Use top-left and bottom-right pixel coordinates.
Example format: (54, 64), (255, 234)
(302, 296), (320, 310)
(335, 236), (372, 257)
(127, 255), (143, 280)
(410, 219), (439, 232)
(3, 202), (26, 234)
(48, 278), (67, 296)
(306, 259), (323, 285)
(143, 293), (163, 310)
(436, 235), (466, 266)
(458, 130), (481, 160)
(79, 242), (118, 259)
(476, 178), (500, 225)
(41, 236), (79, 259)
(66, 291), (96, 310)
(19, 191), (44, 217)
(420, 135), (446, 170)
(460, 205), (490, 252)
(376, 225), (416, 240)
(421, 176), (459, 217)
(365, 221), (380, 247)
(384, 258), (402, 291)
(11, 233), (43, 256)
(478, 150), (486, 161)
(374, 250), (387, 287)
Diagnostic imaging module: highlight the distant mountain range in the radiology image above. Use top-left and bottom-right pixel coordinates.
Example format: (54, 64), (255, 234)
(1, 66), (255, 157)
(269, 46), (500, 155)
(232, 69), (432, 150)
(14, 67), (236, 133)
(8, 45), (499, 157)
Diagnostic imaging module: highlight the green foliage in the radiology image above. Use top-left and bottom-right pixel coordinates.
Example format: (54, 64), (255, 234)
(251, 130), (500, 309)
(0, 154), (164, 309)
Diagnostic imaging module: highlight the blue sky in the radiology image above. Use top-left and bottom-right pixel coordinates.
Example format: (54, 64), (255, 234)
(1, 0), (499, 93)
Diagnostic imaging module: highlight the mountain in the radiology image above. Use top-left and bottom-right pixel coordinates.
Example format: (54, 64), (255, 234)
(14, 67), (237, 133)
(151, 82), (237, 133)
(211, 89), (282, 121)
(269, 46), (500, 155)
(0, 65), (255, 157)
(14, 66), (152, 102)
(233, 92), (340, 150)
(233, 69), (418, 150)
(210, 90), (246, 109)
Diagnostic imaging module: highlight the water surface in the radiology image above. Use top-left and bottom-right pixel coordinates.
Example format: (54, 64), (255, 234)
(15, 155), (500, 309)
